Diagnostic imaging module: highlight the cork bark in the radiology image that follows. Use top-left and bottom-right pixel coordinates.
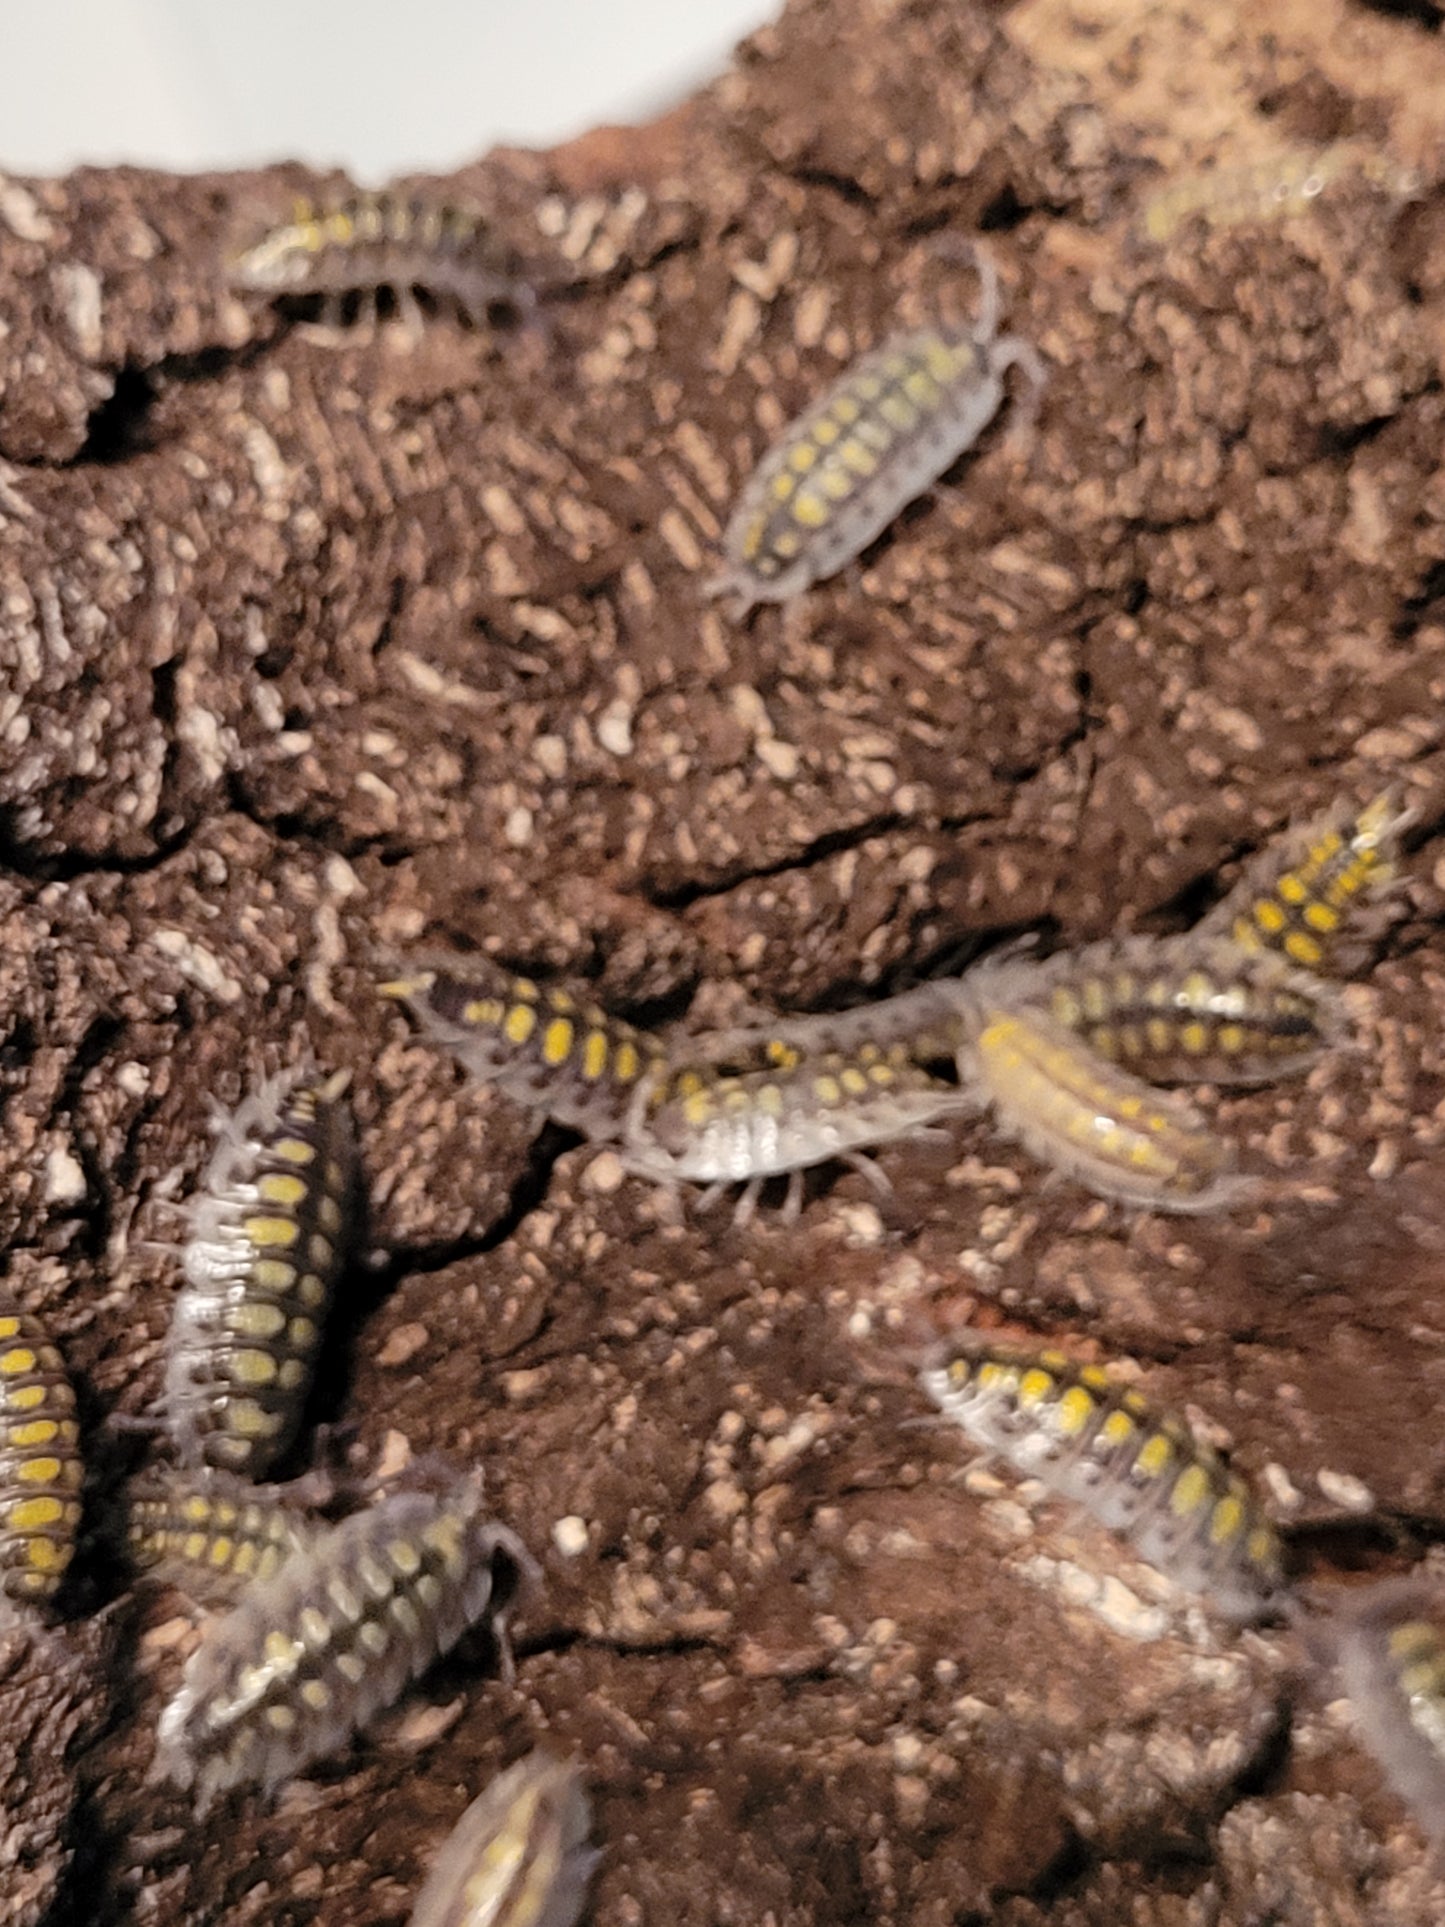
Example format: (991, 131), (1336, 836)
(4, 0), (1445, 1919)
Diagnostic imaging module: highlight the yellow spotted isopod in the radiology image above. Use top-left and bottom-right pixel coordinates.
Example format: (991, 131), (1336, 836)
(226, 187), (536, 329)
(407, 1748), (598, 1927)
(0, 1303), (84, 1615)
(920, 1332), (1289, 1621)
(166, 1066), (359, 1479)
(152, 1472), (537, 1812)
(705, 240), (1045, 616)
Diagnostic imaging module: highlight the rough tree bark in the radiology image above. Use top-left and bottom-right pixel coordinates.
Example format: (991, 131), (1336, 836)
(3, 0), (1445, 1920)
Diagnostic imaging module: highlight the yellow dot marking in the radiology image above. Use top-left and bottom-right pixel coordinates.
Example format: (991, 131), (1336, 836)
(831, 395), (862, 426)
(245, 1216), (301, 1250)
(16, 1456), (62, 1485)
(8, 1419), (58, 1449)
(868, 1063), (896, 1086)
(813, 1075), (843, 1105)
(683, 1089), (716, 1129)
(787, 441), (819, 474)
(464, 998), (506, 1026)
(614, 1041), (641, 1083)
(578, 1030), (610, 1081)
(1135, 1433), (1175, 1478)
(770, 472), (797, 504)
(772, 529), (803, 560)
(542, 1017), (575, 1066)
(1100, 1409), (1137, 1446)
(504, 1003), (537, 1046)
(840, 1066), (869, 1097)
(1209, 1494), (1245, 1544)
(0, 1347), (37, 1377)
(820, 466), (855, 503)
(758, 1084), (785, 1118)
(1277, 873), (1309, 904)
(231, 1349), (279, 1387)
(1052, 1385), (1098, 1437)
(300, 1679), (333, 1712)
(791, 492), (830, 530)
(1170, 1463), (1212, 1517)
(8, 1495), (64, 1530)
(208, 1537), (236, 1569)
(1284, 931), (1323, 967)
(811, 416), (842, 446)
(1388, 1623), (1437, 1663)
(1246, 1527), (1279, 1569)
(1252, 900), (1288, 934)
(903, 367), (943, 409)
(878, 392), (919, 433)
(273, 1136), (318, 1167)
(1017, 1368), (1056, 1409)
(1179, 1022), (1209, 1056)
(838, 438), (880, 479)
(229, 1400), (284, 1439)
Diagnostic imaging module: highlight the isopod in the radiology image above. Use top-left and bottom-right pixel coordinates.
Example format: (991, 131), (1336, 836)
(152, 1472), (537, 1811)
(1202, 789), (1415, 976)
(960, 1004), (1253, 1212)
(380, 957), (670, 1142)
(226, 188), (535, 329)
(920, 1332), (1290, 1621)
(1327, 1576), (1445, 1846)
(407, 1748), (598, 1927)
(165, 1065), (359, 1479)
(127, 1464), (318, 1603)
(705, 241), (1044, 616)
(0, 1303), (84, 1614)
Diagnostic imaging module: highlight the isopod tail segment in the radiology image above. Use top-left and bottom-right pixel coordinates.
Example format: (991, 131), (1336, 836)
(702, 235), (1046, 620)
(1202, 788), (1418, 978)
(958, 1002), (1258, 1213)
(967, 932), (1349, 1088)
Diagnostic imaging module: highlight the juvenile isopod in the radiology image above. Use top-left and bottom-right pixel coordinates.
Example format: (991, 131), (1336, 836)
(0, 1303), (84, 1615)
(226, 188), (536, 330)
(152, 1472), (537, 1811)
(407, 1748), (598, 1927)
(165, 1065), (359, 1479)
(1139, 143), (1422, 246)
(920, 1332), (1290, 1621)
(706, 241), (1045, 616)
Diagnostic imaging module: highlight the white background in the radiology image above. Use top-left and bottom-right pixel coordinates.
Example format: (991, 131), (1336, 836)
(1, 0), (778, 178)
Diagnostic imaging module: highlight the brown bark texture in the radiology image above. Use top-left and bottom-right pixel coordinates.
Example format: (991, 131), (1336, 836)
(5, 0), (1445, 1919)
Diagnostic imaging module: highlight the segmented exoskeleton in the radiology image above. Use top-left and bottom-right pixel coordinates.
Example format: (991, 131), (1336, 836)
(1326, 1577), (1445, 1847)
(152, 1472), (536, 1812)
(706, 241), (1044, 616)
(0, 1304), (84, 1614)
(407, 1748), (598, 1927)
(227, 189), (536, 330)
(1200, 790), (1415, 976)
(970, 934), (1345, 1086)
(380, 957), (671, 1141)
(920, 1332), (1290, 1621)
(127, 1464), (319, 1603)
(618, 1042), (975, 1225)
(166, 1066), (359, 1479)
